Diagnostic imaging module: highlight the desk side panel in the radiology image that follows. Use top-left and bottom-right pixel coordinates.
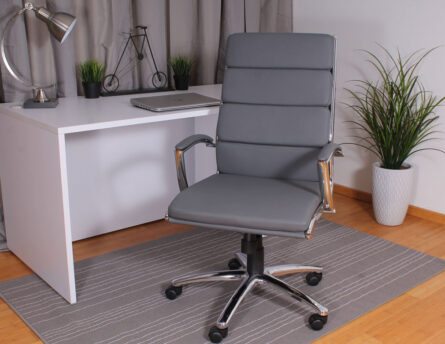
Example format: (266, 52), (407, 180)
(65, 118), (195, 240)
(0, 113), (76, 303)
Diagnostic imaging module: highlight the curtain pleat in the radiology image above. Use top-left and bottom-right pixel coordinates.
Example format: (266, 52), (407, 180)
(260, 0), (293, 32)
(195, 0), (221, 85)
(132, 0), (168, 89)
(47, 0), (77, 98)
(245, 0), (261, 32)
(169, 0), (222, 85)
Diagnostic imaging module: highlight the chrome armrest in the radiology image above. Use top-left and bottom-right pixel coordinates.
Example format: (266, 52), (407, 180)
(317, 143), (343, 213)
(175, 134), (215, 191)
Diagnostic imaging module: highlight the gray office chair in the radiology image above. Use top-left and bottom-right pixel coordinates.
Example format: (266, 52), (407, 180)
(164, 33), (343, 343)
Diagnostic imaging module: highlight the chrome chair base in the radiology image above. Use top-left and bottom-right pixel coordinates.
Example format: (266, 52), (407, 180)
(165, 251), (328, 343)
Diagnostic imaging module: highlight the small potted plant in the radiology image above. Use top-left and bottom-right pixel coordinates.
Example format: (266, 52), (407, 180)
(347, 47), (444, 226)
(169, 55), (193, 90)
(79, 59), (105, 98)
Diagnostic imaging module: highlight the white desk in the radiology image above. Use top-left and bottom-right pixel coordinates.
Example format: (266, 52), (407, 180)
(0, 85), (221, 303)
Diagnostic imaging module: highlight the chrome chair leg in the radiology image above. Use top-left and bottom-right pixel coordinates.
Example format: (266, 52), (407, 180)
(172, 270), (246, 287)
(216, 277), (261, 329)
(166, 234), (329, 342)
(263, 273), (328, 316)
(264, 264), (322, 277)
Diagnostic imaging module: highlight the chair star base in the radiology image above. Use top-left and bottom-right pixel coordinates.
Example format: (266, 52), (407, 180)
(165, 235), (328, 343)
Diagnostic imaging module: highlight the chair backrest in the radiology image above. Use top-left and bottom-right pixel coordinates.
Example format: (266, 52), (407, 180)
(216, 33), (336, 182)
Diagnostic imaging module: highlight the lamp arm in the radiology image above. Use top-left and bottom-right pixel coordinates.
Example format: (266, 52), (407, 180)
(0, 5), (54, 90)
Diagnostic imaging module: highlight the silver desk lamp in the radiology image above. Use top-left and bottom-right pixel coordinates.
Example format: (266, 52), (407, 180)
(0, 2), (76, 108)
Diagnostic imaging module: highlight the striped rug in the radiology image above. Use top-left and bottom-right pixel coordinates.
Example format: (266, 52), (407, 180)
(1, 219), (444, 344)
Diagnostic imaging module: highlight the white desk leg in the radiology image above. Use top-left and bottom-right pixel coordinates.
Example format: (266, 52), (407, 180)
(0, 114), (76, 304)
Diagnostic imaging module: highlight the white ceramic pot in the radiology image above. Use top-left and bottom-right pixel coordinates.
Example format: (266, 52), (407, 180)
(372, 162), (414, 226)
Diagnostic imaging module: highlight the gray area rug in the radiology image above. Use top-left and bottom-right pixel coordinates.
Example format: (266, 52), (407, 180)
(1, 219), (444, 344)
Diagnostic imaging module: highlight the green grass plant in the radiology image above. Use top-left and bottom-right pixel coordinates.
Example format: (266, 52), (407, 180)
(346, 46), (444, 169)
(169, 55), (193, 77)
(79, 59), (105, 83)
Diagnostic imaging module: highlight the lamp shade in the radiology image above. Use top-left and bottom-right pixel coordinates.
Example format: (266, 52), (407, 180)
(35, 7), (76, 43)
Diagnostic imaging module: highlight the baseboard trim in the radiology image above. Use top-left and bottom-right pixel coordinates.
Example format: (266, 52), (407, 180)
(334, 184), (372, 203)
(334, 184), (445, 225)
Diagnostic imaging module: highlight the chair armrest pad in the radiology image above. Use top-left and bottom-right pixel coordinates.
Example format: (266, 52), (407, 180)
(174, 134), (215, 191)
(175, 134), (214, 151)
(318, 143), (343, 162)
(317, 143), (342, 214)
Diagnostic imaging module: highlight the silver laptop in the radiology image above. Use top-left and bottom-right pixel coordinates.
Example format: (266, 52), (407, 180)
(131, 92), (221, 112)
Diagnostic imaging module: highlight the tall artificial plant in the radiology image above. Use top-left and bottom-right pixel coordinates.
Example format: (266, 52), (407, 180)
(346, 47), (444, 169)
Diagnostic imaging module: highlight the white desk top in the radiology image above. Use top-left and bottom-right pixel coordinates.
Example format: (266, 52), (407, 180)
(0, 84), (222, 134)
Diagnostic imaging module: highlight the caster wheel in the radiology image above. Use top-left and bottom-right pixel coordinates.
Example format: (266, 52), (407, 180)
(208, 326), (228, 343)
(306, 272), (322, 286)
(309, 314), (327, 331)
(165, 285), (182, 300)
(228, 258), (242, 270)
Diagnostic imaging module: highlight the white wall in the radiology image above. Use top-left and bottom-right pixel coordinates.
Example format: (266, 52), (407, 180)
(293, 0), (445, 215)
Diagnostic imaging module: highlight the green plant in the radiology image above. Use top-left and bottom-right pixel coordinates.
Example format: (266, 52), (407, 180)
(346, 46), (445, 169)
(169, 55), (193, 77)
(79, 59), (105, 83)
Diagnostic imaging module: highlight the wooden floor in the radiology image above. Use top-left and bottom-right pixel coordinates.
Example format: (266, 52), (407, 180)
(1, 194), (444, 343)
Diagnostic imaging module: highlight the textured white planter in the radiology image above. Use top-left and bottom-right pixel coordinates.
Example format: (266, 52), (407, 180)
(372, 162), (414, 226)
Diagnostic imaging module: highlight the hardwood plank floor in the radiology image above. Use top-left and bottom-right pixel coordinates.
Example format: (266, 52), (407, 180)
(0, 194), (444, 343)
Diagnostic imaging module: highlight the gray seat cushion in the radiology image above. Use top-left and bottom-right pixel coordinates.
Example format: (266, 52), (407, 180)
(168, 174), (321, 234)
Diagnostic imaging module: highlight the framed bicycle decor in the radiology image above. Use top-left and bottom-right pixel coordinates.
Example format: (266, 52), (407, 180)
(103, 25), (168, 94)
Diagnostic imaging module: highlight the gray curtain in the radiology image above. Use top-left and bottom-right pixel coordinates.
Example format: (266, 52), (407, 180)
(0, 0), (292, 102)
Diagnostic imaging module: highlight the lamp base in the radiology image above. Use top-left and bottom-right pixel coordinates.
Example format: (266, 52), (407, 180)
(23, 98), (58, 108)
